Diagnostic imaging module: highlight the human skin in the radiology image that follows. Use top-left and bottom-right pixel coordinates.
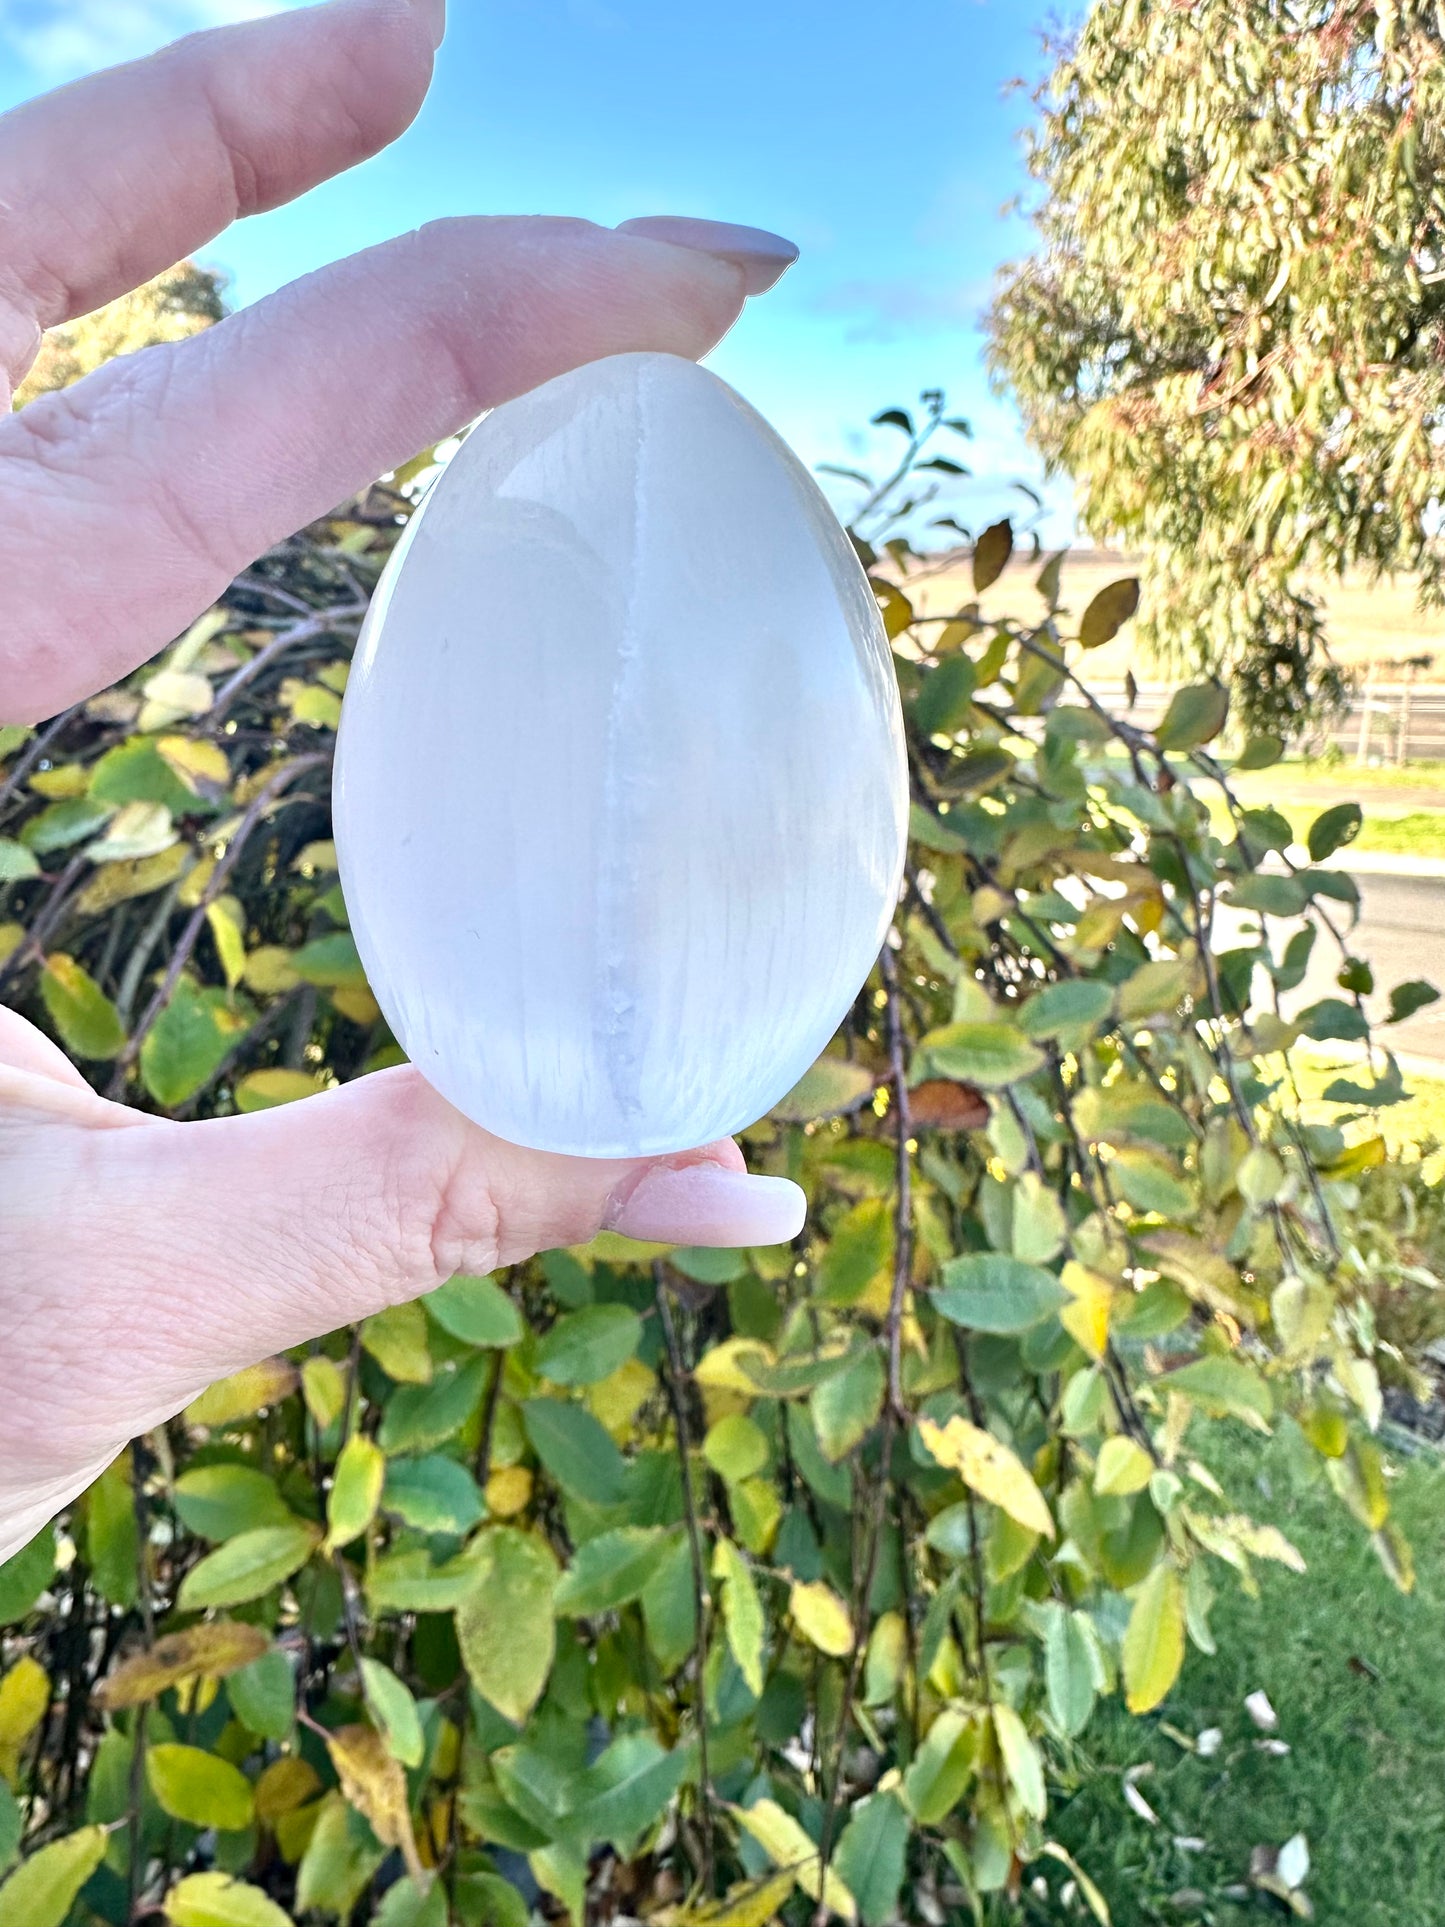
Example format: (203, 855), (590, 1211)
(0, 0), (804, 1562)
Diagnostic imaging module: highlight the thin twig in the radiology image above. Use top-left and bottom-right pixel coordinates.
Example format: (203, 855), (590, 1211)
(652, 1262), (714, 1894)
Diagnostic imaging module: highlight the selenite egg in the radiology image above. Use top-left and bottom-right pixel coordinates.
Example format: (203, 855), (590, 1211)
(334, 351), (908, 1158)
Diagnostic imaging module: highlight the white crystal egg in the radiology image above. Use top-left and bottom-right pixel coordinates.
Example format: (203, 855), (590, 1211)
(334, 351), (907, 1158)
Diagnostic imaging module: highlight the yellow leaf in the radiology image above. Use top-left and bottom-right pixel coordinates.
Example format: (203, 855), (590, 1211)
(485, 1465), (533, 1518)
(157, 735), (231, 795)
(361, 1302), (433, 1385)
(241, 946), (302, 995)
(85, 799), (177, 862)
(142, 668), (214, 716)
(0, 1656), (48, 1781)
(584, 1356), (656, 1439)
(186, 1358), (299, 1428)
(326, 1435), (385, 1551)
(0, 923), (22, 968)
(96, 1621), (270, 1710)
(1094, 1436), (1155, 1497)
(1060, 1262), (1114, 1360)
(675, 1868), (798, 1927)
(325, 1722), (427, 1884)
(206, 895), (247, 989)
(255, 1754), (322, 1826)
(918, 1416), (1055, 1538)
(75, 842), (190, 915)
(27, 763), (88, 797)
(694, 1338), (775, 1395)
(331, 984), (382, 1025)
(789, 1580), (855, 1657)
(301, 1356), (347, 1431)
(235, 1068), (326, 1112)
(165, 1871), (295, 1927)
(1122, 1562), (1186, 1714)
(734, 1799), (857, 1921)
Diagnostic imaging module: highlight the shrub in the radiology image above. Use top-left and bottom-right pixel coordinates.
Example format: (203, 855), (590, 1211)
(0, 393), (1439, 1926)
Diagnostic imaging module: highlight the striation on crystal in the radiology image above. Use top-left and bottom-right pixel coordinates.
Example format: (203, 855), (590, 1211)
(334, 351), (908, 1157)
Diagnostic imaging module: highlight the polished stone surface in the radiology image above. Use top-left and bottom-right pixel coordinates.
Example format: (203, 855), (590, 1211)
(335, 352), (907, 1156)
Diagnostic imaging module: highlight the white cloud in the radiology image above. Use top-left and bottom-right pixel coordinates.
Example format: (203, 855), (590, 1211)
(0, 1), (302, 81)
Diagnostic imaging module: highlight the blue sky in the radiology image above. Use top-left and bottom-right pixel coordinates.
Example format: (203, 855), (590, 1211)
(0, 0), (1079, 544)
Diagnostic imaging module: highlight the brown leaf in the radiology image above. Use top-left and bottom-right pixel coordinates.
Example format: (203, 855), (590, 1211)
(96, 1621), (271, 1710)
(907, 1079), (989, 1130)
(325, 1723), (427, 1886)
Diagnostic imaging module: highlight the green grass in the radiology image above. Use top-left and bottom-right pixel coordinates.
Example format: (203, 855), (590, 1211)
(1351, 811), (1445, 858)
(1232, 755), (1445, 795)
(1048, 1426), (1445, 1925)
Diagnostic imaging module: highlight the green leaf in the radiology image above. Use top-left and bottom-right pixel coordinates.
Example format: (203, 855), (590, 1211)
(770, 1057), (876, 1123)
(0, 838), (39, 881)
(226, 1650), (295, 1740)
(522, 1398), (626, 1505)
(1123, 1562), (1186, 1714)
(85, 1452), (139, 1609)
(0, 1826), (107, 1927)
(0, 1780), (19, 1874)
(90, 737), (199, 815)
(973, 518), (1013, 592)
(295, 1793), (385, 1918)
(327, 1434), (385, 1550)
(816, 1198), (892, 1305)
(993, 1701), (1046, 1819)
(173, 1465), (296, 1542)
(902, 1706), (976, 1825)
(1307, 801), (1363, 861)
(290, 932), (366, 988)
(140, 978), (249, 1105)
(166, 1871), (301, 1927)
(378, 1356), (490, 1454)
(361, 1302), (433, 1384)
(0, 1528), (55, 1623)
(932, 1253), (1069, 1332)
(177, 1521), (319, 1611)
(1234, 733), (1285, 771)
(423, 1273), (523, 1348)
(360, 1657), (425, 1768)
(572, 1731), (687, 1856)
(535, 1304), (642, 1385)
(555, 1527), (667, 1616)
(21, 795), (113, 853)
(703, 1414), (769, 1483)
(1155, 680), (1228, 750)
(381, 1454), (485, 1536)
(834, 1792), (908, 1927)
(1078, 576), (1140, 648)
(641, 1532), (697, 1673)
(1297, 996), (1368, 1042)
(809, 1343), (885, 1461)
(1159, 1356), (1272, 1427)
(455, 1526), (559, 1724)
(1387, 979), (1439, 1024)
(1228, 872), (1310, 917)
(367, 1546), (488, 1615)
(712, 1538), (765, 1696)
(1045, 1607), (1097, 1737)
(1019, 978), (1114, 1040)
(147, 1743), (256, 1830)
(919, 1020), (1044, 1089)
(914, 654), (978, 735)
(40, 955), (125, 1060)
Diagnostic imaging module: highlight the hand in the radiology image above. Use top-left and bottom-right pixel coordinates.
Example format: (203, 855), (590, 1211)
(0, 0), (804, 1563)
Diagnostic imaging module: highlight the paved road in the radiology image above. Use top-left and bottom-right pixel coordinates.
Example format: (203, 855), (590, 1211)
(1216, 868), (1445, 1064)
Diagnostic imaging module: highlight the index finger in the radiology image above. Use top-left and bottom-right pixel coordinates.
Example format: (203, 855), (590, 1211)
(0, 0), (440, 380)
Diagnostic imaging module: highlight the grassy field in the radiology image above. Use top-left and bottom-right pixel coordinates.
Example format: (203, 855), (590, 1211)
(906, 549), (1445, 682)
(1048, 1425), (1445, 1926)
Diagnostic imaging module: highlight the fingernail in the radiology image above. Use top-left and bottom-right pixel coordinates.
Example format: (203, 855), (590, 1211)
(616, 217), (799, 295)
(606, 1161), (806, 1247)
(408, 0), (446, 49)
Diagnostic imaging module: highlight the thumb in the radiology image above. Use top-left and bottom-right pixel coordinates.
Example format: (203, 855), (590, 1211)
(38, 1066), (804, 1396)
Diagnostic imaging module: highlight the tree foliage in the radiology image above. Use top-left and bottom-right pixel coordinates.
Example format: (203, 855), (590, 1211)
(0, 387), (1441, 1923)
(14, 260), (224, 406)
(989, 0), (1445, 730)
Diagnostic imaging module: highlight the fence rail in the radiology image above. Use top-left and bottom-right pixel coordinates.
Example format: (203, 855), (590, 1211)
(1084, 680), (1445, 764)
